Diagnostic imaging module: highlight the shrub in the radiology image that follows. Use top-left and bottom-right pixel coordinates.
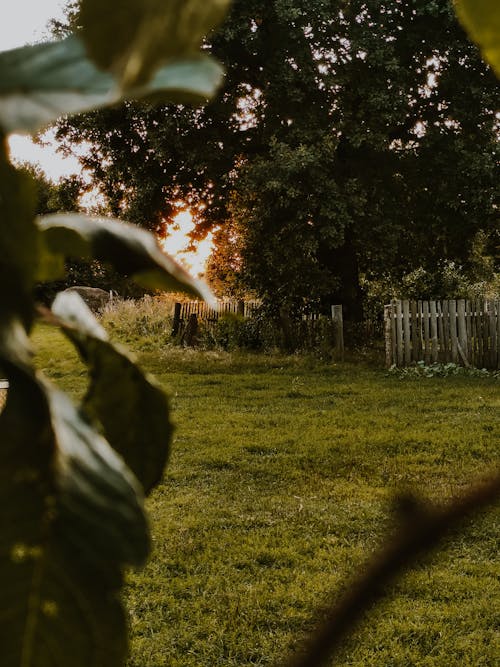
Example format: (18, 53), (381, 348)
(100, 295), (176, 348)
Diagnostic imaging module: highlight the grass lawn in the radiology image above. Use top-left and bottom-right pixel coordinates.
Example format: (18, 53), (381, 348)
(33, 325), (499, 666)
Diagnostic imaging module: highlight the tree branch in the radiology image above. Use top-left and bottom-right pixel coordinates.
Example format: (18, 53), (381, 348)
(283, 471), (500, 667)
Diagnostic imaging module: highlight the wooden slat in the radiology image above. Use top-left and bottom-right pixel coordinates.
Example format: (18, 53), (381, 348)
(390, 300), (397, 366)
(416, 300), (423, 362)
(410, 301), (419, 362)
(449, 300), (458, 363)
(423, 301), (430, 365)
(429, 301), (438, 363)
(396, 300), (404, 366)
(469, 299), (479, 366)
(403, 300), (411, 365)
(475, 299), (482, 366)
(384, 305), (393, 367)
(457, 299), (468, 366)
(488, 300), (497, 368)
(436, 301), (444, 363)
(442, 301), (451, 362)
(482, 300), (489, 367)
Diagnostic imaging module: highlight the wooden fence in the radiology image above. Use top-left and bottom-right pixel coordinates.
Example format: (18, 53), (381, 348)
(0, 379), (8, 413)
(172, 300), (344, 357)
(384, 299), (500, 369)
(171, 299), (261, 336)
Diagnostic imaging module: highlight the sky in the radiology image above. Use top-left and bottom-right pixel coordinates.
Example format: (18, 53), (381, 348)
(0, 1), (66, 51)
(3, 1), (79, 180)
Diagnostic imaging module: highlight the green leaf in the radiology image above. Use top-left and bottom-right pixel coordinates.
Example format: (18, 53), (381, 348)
(0, 36), (224, 134)
(51, 291), (172, 495)
(0, 154), (38, 329)
(79, 0), (231, 89)
(49, 384), (149, 570)
(38, 213), (217, 305)
(0, 359), (146, 665)
(455, 0), (500, 76)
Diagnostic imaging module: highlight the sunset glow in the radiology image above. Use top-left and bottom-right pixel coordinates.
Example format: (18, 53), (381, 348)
(161, 210), (214, 277)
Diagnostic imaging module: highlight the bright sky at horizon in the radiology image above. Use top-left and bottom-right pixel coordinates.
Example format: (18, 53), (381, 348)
(1, 1), (66, 52)
(3, 1), (78, 181)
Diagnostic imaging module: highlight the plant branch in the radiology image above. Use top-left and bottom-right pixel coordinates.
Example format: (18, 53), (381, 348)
(283, 471), (500, 667)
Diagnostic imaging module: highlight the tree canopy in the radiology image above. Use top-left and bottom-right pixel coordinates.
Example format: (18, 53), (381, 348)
(57, 0), (499, 318)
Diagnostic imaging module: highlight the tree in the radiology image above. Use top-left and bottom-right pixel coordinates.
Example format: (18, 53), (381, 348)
(56, 0), (498, 320)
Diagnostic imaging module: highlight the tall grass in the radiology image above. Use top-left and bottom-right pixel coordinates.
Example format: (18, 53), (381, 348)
(100, 296), (347, 357)
(99, 295), (176, 349)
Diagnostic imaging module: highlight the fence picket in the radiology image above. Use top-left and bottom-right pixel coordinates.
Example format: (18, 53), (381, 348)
(482, 301), (490, 367)
(436, 301), (444, 362)
(395, 300), (404, 365)
(409, 301), (417, 362)
(457, 300), (468, 366)
(403, 300), (411, 365)
(448, 300), (457, 363)
(389, 300), (397, 365)
(422, 301), (430, 365)
(429, 301), (438, 363)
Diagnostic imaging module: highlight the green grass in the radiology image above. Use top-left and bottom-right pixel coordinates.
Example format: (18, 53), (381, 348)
(32, 325), (500, 666)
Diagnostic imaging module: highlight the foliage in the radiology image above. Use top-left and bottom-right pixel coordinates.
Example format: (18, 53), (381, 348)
(361, 242), (500, 335)
(199, 311), (279, 352)
(0, 1), (226, 664)
(199, 311), (342, 358)
(388, 360), (499, 379)
(17, 163), (84, 215)
(56, 0), (498, 320)
(17, 164), (125, 304)
(455, 0), (500, 75)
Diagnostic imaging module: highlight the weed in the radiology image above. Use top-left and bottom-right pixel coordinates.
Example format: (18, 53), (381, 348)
(388, 361), (499, 379)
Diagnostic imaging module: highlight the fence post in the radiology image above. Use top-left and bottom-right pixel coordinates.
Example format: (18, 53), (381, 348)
(182, 313), (198, 347)
(457, 299), (469, 367)
(331, 305), (344, 362)
(430, 301), (438, 363)
(384, 304), (392, 367)
(449, 300), (458, 363)
(403, 300), (411, 365)
(237, 300), (245, 317)
(395, 300), (404, 366)
(0, 379), (8, 413)
(171, 302), (182, 337)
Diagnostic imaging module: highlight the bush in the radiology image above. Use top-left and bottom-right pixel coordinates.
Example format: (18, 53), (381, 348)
(388, 361), (499, 379)
(199, 312), (280, 352)
(100, 295), (176, 349)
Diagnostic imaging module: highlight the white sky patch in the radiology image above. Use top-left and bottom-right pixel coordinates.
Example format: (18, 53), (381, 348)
(0, 0), (66, 51)
(3, 3), (84, 183)
(8, 132), (84, 181)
